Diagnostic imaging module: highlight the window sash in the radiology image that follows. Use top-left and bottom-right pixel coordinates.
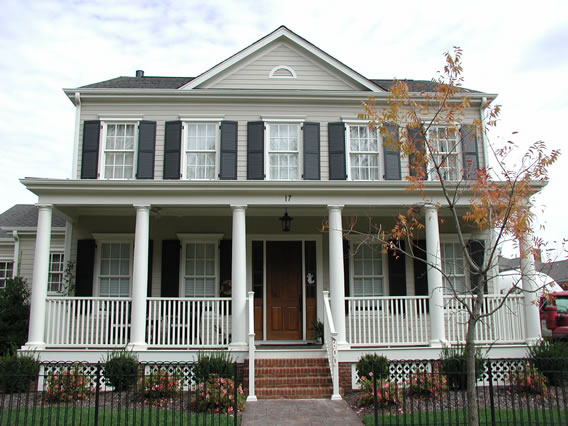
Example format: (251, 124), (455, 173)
(427, 127), (460, 181)
(184, 123), (218, 180)
(267, 124), (300, 180)
(183, 242), (217, 297)
(48, 253), (65, 293)
(98, 242), (131, 297)
(102, 123), (136, 179)
(441, 242), (466, 294)
(0, 261), (14, 289)
(347, 125), (381, 181)
(352, 245), (384, 297)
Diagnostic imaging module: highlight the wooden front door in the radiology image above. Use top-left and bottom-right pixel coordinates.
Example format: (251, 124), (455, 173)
(266, 241), (302, 340)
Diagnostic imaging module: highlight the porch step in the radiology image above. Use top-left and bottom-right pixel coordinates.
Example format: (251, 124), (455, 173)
(244, 358), (339, 399)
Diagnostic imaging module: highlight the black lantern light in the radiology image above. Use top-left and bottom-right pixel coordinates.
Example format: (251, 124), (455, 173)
(279, 208), (293, 232)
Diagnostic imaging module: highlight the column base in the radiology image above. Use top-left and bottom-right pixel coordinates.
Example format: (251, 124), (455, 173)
(336, 340), (351, 350)
(429, 339), (448, 348)
(21, 342), (46, 351)
(246, 395), (258, 402)
(525, 337), (542, 346)
(331, 394), (343, 401)
(229, 342), (249, 352)
(126, 342), (148, 351)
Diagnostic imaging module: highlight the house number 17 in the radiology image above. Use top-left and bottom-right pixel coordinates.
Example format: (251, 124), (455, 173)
(284, 195), (292, 202)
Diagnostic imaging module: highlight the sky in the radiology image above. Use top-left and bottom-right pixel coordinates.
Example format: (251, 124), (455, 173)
(0, 0), (567, 258)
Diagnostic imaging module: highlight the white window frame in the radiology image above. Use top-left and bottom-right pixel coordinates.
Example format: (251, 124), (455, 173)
(440, 239), (469, 295)
(347, 238), (388, 297)
(178, 233), (223, 298)
(265, 122), (303, 181)
(93, 234), (134, 298)
(345, 122), (383, 181)
(426, 125), (461, 181)
(99, 121), (139, 180)
(181, 120), (221, 181)
(47, 251), (65, 294)
(0, 259), (14, 289)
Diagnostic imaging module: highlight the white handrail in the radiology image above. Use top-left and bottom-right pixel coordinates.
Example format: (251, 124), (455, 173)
(247, 291), (257, 402)
(323, 291), (341, 400)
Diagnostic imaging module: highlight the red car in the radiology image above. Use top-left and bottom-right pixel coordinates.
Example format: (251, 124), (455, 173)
(540, 291), (568, 340)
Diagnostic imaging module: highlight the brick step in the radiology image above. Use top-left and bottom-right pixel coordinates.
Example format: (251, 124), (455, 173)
(253, 358), (329, 367)
(255, 376), (332, 387)
(254, 366), (331, 378)
(255, 386), (333, 399)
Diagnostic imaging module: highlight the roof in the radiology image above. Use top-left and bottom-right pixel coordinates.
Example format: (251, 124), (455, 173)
(370, 79), (481, 94)
(81, 76), (194, 89)
(0, 205), (66, 238)
(499, 256), (568, 286)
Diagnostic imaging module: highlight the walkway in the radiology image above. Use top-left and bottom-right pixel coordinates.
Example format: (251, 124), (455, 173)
(241, 399), (362, 425)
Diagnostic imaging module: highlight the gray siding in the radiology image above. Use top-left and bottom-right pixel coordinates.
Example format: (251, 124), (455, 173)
(17, 235), (65, 289)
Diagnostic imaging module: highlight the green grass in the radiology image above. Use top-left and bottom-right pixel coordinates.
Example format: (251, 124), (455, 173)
(0, 407), (240, 425)
(362, 407), (567, 425)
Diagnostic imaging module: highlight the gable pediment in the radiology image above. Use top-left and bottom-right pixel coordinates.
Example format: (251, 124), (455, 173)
(182, 26), (383, 92)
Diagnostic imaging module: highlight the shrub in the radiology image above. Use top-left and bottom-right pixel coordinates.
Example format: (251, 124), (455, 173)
(508, 362), (549, 396)
(197, 376), (246, 413)
(0, 352), (39, 393)
(440, 344), (484, 390)
(528, 339), (568, 386)
(0, 277), (30, 355)
(45, 364), (93, 402)
(356, 353), (389, 381)
(311, 319), (324, 344)
(358, 374), (402, 408)
(191, 351), (234, 383)
(406, 370), (448, 399)
(137, 367), (180, 401)
(102, 349), (139, 391)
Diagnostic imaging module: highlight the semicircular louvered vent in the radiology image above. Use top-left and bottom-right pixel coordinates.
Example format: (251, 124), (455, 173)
(269, 65), (297, 79)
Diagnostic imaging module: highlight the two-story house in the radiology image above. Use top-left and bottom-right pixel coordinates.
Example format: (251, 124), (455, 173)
(19, 26), (541, 398)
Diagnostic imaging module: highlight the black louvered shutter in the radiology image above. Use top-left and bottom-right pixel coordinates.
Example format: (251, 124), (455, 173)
(161, 240), (180, 297)
(164, 121), (182, 179)
(413, 240), (428, 313)
(76, 239), (96, 296)
(461, 125), (480, 180)
(81, 121), (101, 179)
(220, 121), (238, 180)
(137, 121), (156, 179)
(383, 123), (401, 180)
(388, 241), (406, 296)
(303, 122), (320, 180)
(328, 122), (346, 180)
(219, 240), (232, 293)
(468, 240), (486, 292)
(147, 240), (153, 297)
(343, 240), (350, 312)
(247, 121), (264, 180)
(408, 126), (427, 178)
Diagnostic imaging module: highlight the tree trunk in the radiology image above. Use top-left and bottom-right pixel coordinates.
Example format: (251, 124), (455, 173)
(465, 280), (485, 426)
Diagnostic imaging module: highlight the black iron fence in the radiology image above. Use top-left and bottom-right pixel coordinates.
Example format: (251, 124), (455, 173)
(0, 361), (242, 425)
(362, 358), (568, 425)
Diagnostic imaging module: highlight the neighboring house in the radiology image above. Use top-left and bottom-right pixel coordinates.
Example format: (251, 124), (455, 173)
(500, 255), (568, 289)
(0, 205), (67, 291)
(19, 26), (541, 398)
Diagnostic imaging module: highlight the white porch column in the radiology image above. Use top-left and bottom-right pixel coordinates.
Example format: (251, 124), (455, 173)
(128, 204), (150, 350)
(328, 205), (348, 348)
(230, 205), (247, 349)
(24, 204), (53, 350)
(424, 203), (446, 347)
(519, 231), (542, 344)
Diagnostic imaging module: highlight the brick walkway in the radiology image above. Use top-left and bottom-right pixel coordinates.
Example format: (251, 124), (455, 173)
(241, 399), (362, 425)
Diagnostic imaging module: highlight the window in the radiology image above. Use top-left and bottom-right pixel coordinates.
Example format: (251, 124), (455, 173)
(48, 253), (65, 293)
(441, 242), (466, 294)
(427, 126), (460, 181)
(346, 125), (381, 180)
(183, 123), (219, 180)
(183, 242), (217, 297)
(266, 123), (301, 180)
(102, 123), (137, 179)
(98, 242), (132, 297)
(0, 261), (13, 289)
(351, 245), (385, 297)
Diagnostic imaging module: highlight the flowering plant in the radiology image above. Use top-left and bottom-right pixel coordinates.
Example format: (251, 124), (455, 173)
(358, 372), (402, 408)
(197, 376), (246, 413)
(45, 364), (92, 402)
(138, 367), (180, 401)
(406, 371), (448, 399)
(508, 363), (549, 396)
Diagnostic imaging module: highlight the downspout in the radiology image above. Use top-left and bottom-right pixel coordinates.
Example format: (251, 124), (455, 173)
(71, 92), (81, 179)
(12, 230), (20, 277)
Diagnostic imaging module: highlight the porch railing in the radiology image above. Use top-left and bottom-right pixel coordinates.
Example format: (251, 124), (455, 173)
(444, 294), (526, 344)
(323, 291), (341, 400)
(346, 296), (430, 346)
(45, 297), (132, 347)
(146, 297), (231, 348)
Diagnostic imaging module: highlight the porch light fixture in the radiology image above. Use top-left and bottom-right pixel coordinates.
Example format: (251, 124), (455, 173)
(280, 208), (293, 232)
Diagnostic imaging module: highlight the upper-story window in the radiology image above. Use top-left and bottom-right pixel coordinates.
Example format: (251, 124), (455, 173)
(346, 124), (381, 181)
(266, 123), (301, 180)
(0, 260), (13, 289)
(183, 123), (219, 180)
(101, 123), (137, 179)
(427, 126), (461, 181)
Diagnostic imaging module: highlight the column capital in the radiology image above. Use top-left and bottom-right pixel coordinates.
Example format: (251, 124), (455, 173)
(327, 205), (344, 212)
(133, 204), (151, 210)
(231, 204), (247, 210)
(423, 203), (438, 212)
(35, 203), (53, 210)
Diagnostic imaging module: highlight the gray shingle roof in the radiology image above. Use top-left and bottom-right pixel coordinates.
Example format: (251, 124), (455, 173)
(370, 79), (481, 94)
(80, 76), (195, 89)
(499, 256), (568, 286)
(0, 205), (66, 238)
